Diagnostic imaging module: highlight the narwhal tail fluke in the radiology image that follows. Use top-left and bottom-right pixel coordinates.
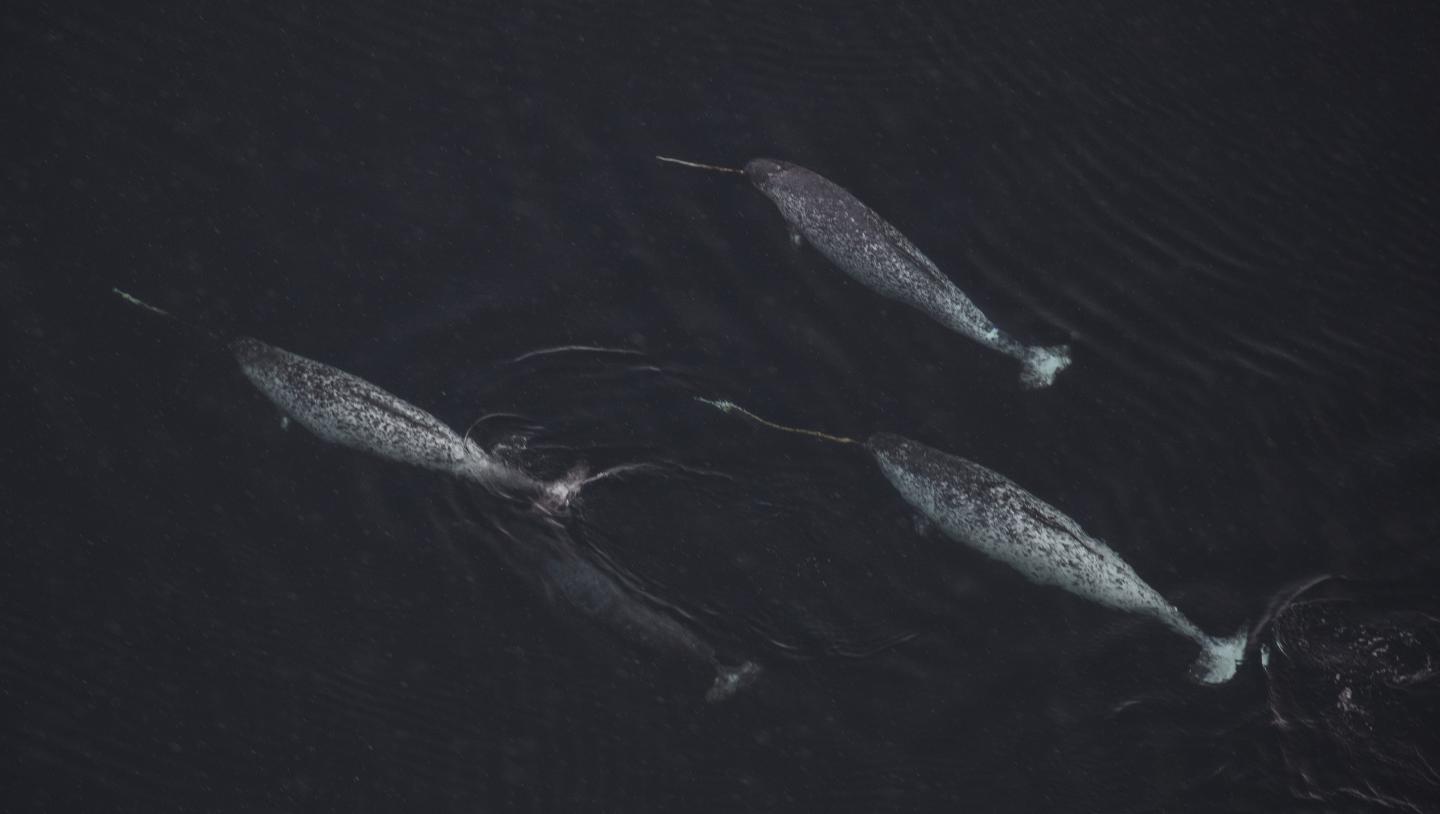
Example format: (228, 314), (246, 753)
(704, 660), (762, 703)
(1019, 344), (1072, 389)
(1190, 628), (1249, 685)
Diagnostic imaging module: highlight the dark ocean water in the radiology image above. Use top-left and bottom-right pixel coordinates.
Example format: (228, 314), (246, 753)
(3, 1), (1439, 812)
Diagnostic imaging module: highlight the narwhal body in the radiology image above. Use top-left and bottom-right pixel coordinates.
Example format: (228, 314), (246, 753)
(743, 158), (1071, 389)
(231, 337), (559, 499)
(233, 338), (468, 470)
(865, 432), (1246, 683)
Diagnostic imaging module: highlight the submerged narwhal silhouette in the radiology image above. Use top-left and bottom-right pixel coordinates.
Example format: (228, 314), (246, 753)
(537, 542), (761, 702)
(114, 288), (584, 509)
(697, 397), (1248, 684)
(659, 155), (1072, 388)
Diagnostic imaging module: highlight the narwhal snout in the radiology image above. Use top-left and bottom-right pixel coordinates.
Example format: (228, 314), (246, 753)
(864, 432), (907, 457)
(743, 158), (788, 189)
(228, 336), (273, 367)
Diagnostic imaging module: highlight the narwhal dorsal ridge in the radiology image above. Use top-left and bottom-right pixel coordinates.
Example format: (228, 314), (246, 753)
(880, 225), (950, 289)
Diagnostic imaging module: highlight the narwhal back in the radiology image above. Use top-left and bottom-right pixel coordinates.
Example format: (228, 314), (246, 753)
(748, 159), (957, 309)
(230, 337), (467, 470)
(867, 432), (1166, 614)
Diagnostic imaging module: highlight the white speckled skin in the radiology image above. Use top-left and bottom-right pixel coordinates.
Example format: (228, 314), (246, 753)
(230, 337), (545, 494)
(746, 159), (1071, 388)
(232, 338), (466, 467)
(868, 433), (1245, 682)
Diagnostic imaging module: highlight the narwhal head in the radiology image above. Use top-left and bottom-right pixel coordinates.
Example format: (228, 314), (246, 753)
(228, 336), (314, 415)
(228, 336), (274, 369)
(228, 336), (326, 410)
(864, 432), (915, 463)
(865, 432), (949, 486)
(743, 158), (797, 195)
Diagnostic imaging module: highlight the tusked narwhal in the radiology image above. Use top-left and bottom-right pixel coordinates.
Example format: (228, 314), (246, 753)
(658, 155), (1071, 389)
(697, 397), (1248, 684)
(114, 288), (584, 509)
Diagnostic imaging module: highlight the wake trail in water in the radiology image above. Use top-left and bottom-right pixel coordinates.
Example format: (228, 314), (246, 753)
(507, 344), (647, 364)
(1264, 579), (1440, 811)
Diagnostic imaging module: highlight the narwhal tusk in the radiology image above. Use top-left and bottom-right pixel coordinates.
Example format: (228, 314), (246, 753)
(655, 155), (744, 174)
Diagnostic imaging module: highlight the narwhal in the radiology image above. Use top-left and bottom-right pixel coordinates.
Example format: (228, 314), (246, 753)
(114, 288), (582, 509)
(697, 397), (1248, 684)
(540, 546), (761, 702)
(658, 155), (1072, 389)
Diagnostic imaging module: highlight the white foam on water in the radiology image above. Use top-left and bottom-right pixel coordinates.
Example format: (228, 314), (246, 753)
(1020, 344), (1073, 389)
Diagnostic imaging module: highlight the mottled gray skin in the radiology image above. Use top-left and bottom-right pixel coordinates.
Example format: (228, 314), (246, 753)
(746, 159), (1024, 354)
(230, 337), (542, 494)
(866, 433), (1245, 682)
(745, 159), (1070, 388)
(867, 432), (1201, 636)
(543, 556), (760, 702)
(232, 338), (464, 466)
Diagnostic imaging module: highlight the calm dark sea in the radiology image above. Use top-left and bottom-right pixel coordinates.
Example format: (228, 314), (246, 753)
(4, 1), (1439, 812)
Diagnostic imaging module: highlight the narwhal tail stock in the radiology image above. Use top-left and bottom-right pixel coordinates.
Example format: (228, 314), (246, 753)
(1190, 628), (1249, 685)
(1019, 344), (1072, 389)
(704, 660), (762, 703)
